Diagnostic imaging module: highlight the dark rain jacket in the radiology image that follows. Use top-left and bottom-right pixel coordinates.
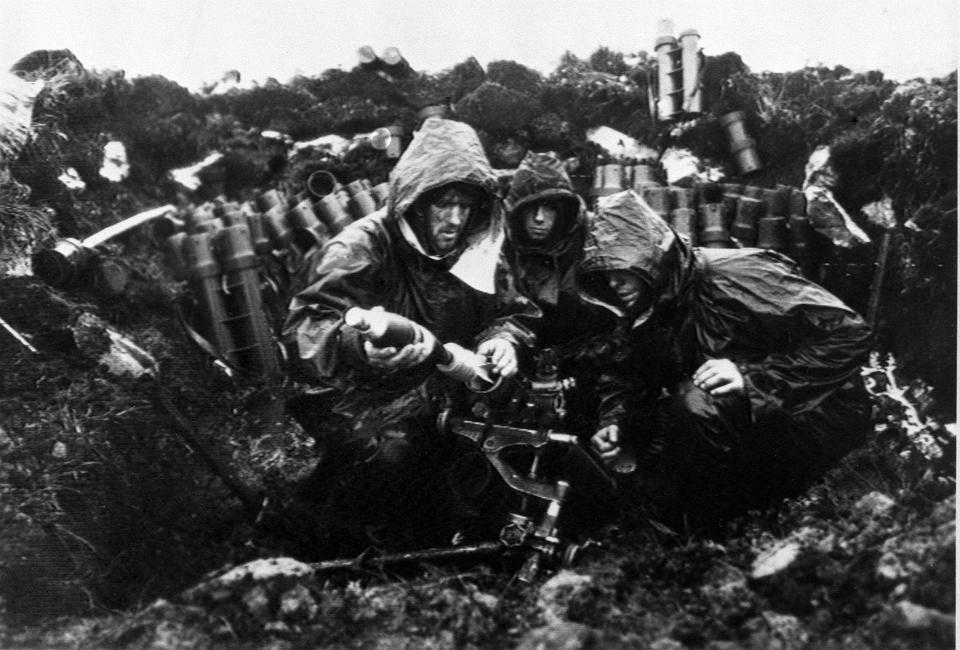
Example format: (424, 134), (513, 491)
(504, 152), (615, 355)
(283, 118), (535, 424)
(577, 190), (872, 459)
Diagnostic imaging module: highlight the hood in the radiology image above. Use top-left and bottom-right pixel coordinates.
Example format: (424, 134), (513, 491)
(577, 189), (694, 326)
(386, 117), (504, 293)
(504, 151), (587, 253)
(387, 117), (500, 223)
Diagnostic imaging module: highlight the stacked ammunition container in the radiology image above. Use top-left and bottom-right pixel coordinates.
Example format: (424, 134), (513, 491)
(157, 174), (389, 376)
(589, 168), (819, 278)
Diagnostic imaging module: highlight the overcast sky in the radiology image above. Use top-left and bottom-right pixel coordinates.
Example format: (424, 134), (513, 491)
(2, 0), (956, 90)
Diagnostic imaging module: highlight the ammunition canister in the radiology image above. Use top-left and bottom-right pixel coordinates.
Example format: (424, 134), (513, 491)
(370, 182), (391, 209)
(255, 189), (283, 213)
(349, 189), (378, 220)
(286, 199), (328, 252)
(262, 204), (292, 249)
(671, 186), (697, 210)
(315, 194), (354, 236)
(643, 186), (673, 219)
(671, 208), (697, 245)
(306, 171), (340, 199)
(215, 224), (280, 377)
(731, 197), (763, 246)
(631, 164), (660, 192)
(182, 231), (239, 367)
(721, 193), (741, 227)
(698, 203), (728, 248)
(762, 188), (788, 217)
(240, 201), (272, 255)
(788, 213), (816, 274)
(789, 188), (807, 216)
(757, 216), (788, 251)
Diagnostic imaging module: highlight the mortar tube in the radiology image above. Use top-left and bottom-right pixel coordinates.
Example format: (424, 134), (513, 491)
(216, 224), (281, 377)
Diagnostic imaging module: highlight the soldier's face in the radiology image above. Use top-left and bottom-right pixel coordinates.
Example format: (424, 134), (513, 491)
(522, 202), (558, 242)
(426, 188), (476, 253)
(607, 270), (646, 308)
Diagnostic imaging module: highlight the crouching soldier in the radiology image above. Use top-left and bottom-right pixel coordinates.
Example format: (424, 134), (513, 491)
(282, 118), (535, 553)
(502, 151), (617, 437)
(576, 190), (873, 533)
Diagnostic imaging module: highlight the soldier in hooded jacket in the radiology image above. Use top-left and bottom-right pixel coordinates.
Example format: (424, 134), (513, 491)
(502, 151), (616, 436)
(282, 118), (536, 551)
(576, 190), (873, 531)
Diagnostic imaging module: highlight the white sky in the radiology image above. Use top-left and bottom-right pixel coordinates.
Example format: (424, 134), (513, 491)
(1, 0), (957, 91)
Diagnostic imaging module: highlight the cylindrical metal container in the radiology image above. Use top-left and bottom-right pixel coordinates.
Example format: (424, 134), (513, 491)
(183, 231), (239, 367)
(756, 216), (788, 251)
(698, 203), (728, 248)
(215, 224), (281, 377)
(671, 208), (697, 245)
(731, 196), (763, 246)
(679, 28), (703, 114)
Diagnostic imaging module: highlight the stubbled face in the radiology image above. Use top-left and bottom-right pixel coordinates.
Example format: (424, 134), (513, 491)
(521, 202), (558, 243)
(425, 187), (476, 254)
(607, 269), (646, 309)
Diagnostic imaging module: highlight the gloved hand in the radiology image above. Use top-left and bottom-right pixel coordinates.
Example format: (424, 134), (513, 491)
(476, 337), (518, 377)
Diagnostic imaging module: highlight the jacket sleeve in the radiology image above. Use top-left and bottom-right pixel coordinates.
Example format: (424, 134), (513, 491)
(281, 230), (388, 383)
(736, 302), (873, 421)
(475, 253), (541, 350)
(593, 326), (661, 431)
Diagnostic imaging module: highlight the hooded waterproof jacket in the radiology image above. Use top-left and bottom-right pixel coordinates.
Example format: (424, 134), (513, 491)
(283, 118), (535, 424)
(503, 151), (615, 353)
(577, 190), (872, 491)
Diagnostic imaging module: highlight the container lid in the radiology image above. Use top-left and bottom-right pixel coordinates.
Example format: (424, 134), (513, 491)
(655, 35), (678, 49)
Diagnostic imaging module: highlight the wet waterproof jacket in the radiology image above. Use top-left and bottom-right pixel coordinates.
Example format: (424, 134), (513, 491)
(504, 152), (615, 354)
(577, 190), (872, 457)
(283, 118), (535, 422)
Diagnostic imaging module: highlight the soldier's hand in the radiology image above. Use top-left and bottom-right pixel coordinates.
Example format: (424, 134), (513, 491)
(591, 424), (621, 460)
(476, 338), (518, 377)
(693, 358), (744, 395)
(365, 339), (433, 369)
